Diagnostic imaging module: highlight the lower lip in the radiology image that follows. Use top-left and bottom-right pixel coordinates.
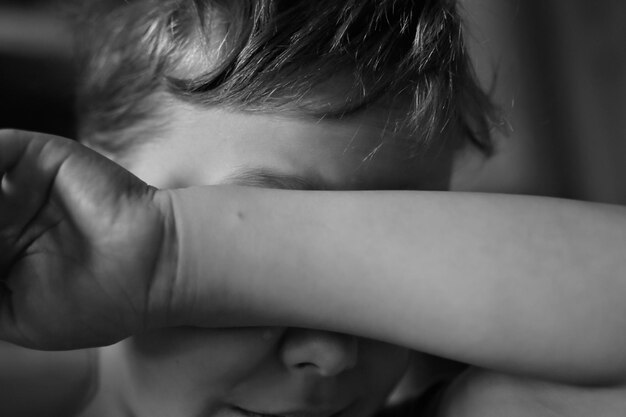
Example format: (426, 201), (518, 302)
(232, 404), (350, 417)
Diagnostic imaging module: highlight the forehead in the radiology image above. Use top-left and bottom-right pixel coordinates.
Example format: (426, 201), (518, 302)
(124, 102), (454, 190)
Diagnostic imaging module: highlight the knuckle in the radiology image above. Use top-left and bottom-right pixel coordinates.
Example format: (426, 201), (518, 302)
(0, 129), (26, 139)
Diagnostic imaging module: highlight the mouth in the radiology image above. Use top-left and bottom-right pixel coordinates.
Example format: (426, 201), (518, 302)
(230, 404), (350, 417)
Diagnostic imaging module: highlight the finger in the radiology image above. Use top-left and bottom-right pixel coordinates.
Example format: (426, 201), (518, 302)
(0, 279), (18, 346)
(0, 131), (73, 273)
(0, 129), (77, 172)
(0, 129), (31, 187)
(0, 132), (49, 234)
(0, 130), (75, 216)
(0, 130), (54, 198)
(0, 131), (42, 266)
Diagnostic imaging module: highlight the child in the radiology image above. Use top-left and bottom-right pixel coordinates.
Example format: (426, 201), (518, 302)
(1, 1), (626, 416)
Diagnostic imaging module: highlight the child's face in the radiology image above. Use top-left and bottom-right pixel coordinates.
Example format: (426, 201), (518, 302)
(104, 102), (455, 417)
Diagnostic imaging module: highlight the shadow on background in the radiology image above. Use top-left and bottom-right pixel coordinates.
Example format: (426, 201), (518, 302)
(457, 0), (626, 204)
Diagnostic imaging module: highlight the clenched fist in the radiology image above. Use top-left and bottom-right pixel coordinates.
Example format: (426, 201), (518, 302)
(0, 130), (176, 350)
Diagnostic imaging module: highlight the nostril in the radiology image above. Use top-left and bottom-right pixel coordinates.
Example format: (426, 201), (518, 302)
(280, 329), (359, 377)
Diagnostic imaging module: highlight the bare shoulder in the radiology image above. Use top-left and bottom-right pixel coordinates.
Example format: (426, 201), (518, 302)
(438, 367), (626, 417)
(0, 341), (96, 417)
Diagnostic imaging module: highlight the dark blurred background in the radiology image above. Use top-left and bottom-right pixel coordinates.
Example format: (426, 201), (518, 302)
(0, 0), (75, 137)
(0, 0), (625, 203)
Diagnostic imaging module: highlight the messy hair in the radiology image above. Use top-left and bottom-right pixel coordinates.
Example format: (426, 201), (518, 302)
(74, 0), (498, 156)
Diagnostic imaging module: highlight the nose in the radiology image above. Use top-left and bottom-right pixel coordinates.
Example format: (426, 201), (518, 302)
(279, 328), (358, 377)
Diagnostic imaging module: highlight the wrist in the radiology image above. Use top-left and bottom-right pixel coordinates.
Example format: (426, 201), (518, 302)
(145, 188), (180, 329)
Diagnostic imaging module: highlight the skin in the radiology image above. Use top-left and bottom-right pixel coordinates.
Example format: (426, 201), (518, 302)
(1, 103), (626, 417)
(77, 102), (453, 417)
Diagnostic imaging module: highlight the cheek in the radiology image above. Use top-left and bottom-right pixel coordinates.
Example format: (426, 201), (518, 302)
(127, 327), (285, 389)
(360, 339), (411, 390)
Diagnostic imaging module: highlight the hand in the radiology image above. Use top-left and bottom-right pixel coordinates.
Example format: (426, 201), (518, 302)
(438, 367), (626, 417)
(0, 130), (175, 350)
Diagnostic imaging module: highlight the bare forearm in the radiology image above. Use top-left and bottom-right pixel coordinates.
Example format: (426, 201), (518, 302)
(160, 186), (626, 385)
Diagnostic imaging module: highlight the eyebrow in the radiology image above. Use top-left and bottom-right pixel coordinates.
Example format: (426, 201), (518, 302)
(223, 167), (327, 190)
